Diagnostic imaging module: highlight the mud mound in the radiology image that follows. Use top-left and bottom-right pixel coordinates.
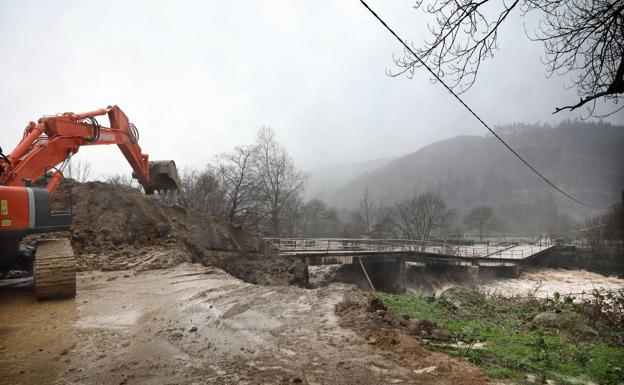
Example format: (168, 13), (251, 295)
(336, 293), (487, 385)
(51, 181), (303, 285)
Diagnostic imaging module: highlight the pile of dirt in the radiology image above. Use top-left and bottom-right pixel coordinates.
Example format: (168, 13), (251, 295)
(48, 181), (304, 285)
(335, 293), (487, 385)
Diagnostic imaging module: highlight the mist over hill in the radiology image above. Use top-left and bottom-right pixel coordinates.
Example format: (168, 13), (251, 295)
(323, 121), (624, 234)
(305, 157), (394, 201)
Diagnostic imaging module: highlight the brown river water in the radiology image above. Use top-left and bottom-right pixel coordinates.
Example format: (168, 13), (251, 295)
(480, 266), (624, 298)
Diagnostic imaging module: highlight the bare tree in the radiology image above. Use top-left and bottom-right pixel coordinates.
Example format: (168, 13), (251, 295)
(582, 216), (607, 249)
(392, 0), (624, 116)
(162, 167), (227, 217)
(604, 199), (624, 242)
(282, 195), (305, 238)
(253, 127), (307, 236)
(463, 205), (499, 242)
(104, 173), (139, 188)
(359, 187), (375, 237)
(300, 199), (343, 237)
(393, 192), (454, 240)
(370, 206), (395, 238)
(356, 187), (394, 238)
(581, 199), (623, 248)
(303, 199), (327, 237)
(65, 159), (92, 182)
(217, 145), (258, 225)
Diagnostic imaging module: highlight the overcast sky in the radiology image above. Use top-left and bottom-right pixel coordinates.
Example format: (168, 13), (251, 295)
(1, 0), (622, 179)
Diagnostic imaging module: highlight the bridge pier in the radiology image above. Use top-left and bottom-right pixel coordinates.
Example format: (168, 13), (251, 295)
(478, 264), (521, 280)
(360, 256), (406, 294)
(497, 264), (520, 278)
(467, 265), (479, 287)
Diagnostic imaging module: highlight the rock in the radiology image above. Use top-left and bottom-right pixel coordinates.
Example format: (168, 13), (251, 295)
(438, 287), (485, 314)
(189, 326), (198, 332)
(534, 310), (574, 328)
(414, 365), (437, 374)
(368, 297), (387, 312)
(409, 319), (454, 340)
(533, 310), (597, 335)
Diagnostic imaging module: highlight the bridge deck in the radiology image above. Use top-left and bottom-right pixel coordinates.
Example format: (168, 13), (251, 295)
(266, 238), (554, 267)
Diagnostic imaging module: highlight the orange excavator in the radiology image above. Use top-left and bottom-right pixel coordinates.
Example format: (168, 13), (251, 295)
(0, 105), (180, 299)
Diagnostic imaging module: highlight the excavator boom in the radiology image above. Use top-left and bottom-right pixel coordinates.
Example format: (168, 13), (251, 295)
(0, 105), (180, 195)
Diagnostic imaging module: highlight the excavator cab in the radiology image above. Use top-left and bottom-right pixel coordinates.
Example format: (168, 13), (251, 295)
(138, 160), (181, 195)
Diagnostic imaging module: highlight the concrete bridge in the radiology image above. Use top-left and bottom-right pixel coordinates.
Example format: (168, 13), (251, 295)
(265, 238), (556, 292)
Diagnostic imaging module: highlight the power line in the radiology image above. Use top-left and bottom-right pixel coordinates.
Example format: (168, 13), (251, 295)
(359, 0), (605, 210)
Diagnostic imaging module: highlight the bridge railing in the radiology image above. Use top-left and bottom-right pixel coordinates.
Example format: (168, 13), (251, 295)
(264, 237), (453, 253)
(265, 237), (553, 260)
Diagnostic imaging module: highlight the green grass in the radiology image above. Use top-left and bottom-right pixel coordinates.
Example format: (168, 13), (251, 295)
(376, 292), (624, 384)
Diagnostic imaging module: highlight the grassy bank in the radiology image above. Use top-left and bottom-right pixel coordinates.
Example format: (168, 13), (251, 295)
(376, 290), (624, 384)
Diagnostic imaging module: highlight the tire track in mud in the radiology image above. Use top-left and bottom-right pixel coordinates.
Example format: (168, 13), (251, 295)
(3, 263), (488, 385)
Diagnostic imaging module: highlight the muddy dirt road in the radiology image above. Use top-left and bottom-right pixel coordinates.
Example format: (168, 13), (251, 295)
(1, 263), (484, 385)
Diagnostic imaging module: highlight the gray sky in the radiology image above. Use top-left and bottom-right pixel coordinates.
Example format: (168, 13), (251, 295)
(1, 0), (622, 179)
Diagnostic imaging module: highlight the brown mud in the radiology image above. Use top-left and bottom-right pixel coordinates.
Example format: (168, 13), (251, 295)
(1, 265), (488, 385)
(47, 181), (303, 285)
(336, 295), (487, 385)
(1, 182), (491, 384)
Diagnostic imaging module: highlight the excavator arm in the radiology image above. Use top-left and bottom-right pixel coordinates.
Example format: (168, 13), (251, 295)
(0, 105), (179, 298)
(0, 105), (179, 195)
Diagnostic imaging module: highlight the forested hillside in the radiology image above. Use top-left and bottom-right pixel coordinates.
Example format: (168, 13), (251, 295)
(326, 121), (624, 234)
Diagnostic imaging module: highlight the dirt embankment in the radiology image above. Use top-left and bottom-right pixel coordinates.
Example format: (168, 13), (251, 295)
(48, 181), (303, 285)
(336, 294), (488, 385)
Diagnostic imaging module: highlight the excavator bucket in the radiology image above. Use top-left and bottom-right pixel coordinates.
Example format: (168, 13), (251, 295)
(140, 160), (181, 195)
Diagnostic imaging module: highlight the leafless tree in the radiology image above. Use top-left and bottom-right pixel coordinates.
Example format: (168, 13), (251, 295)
(582, 216), (607, 249)
(370, 206), (395, 238)
(65, 159), (92, 182)
(604, 200), (624, 242)
(463, 205), (500, 241)
(104, 173), (139, 189)
(356, 187), (394, 238)
(303, 199), (327, 237)
(282, 195), (305, 238)
(581, 199), (624, 248)
(217, 145), (258, 225)
(359, 187), (375, 236)
(393, 192), (454, 240)
(299, 199), (343, 237)
(253, 127), (307, 236)
(392, 0), (624, 116)
(161, 167), (227, 217)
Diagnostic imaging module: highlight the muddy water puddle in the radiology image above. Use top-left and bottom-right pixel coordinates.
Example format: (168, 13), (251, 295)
(0, 264), (371, 384)
(0, 290), (77, 385)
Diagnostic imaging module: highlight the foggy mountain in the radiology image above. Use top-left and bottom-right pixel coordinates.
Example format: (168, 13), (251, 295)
(325, 121), (624, 222)
(304, 157), (394, 201)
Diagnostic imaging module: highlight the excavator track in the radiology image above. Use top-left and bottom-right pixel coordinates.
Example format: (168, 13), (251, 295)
(34, 239), (76, 300)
